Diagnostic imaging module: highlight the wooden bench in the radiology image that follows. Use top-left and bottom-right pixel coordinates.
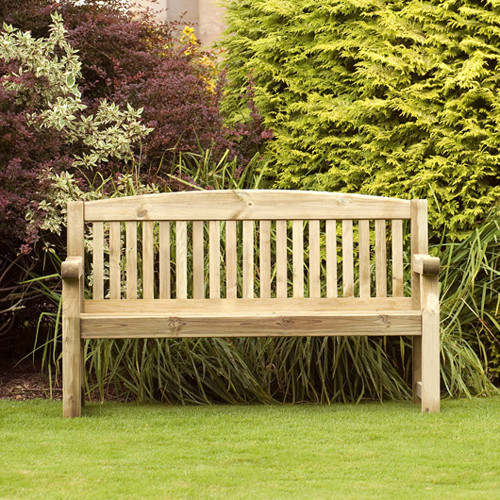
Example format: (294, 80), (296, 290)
(61, 190), (440, 417)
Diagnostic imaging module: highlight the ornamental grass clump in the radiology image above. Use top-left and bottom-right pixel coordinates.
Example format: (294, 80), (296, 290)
(30, 159), (498, 405)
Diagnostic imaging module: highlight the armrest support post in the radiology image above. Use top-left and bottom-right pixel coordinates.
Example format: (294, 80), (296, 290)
(413, 254), (440, 276)
(61, 256), (84, 281)
(62, 256), (83, 417)
(419, 268), (440, 413)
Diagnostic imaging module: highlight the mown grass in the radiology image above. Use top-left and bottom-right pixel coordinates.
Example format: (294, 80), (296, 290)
(1, 398), (499, 499)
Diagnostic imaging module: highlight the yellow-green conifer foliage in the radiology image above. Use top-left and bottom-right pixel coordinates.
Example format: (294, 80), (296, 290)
(222, 0), (500, 239)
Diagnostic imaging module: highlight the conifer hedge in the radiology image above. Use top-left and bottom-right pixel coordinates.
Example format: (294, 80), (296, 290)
(222, 0), (500, 240)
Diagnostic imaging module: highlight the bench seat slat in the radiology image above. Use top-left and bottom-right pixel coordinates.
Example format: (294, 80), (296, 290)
(81, 311), (421, 338)
(84, 297), (415, 314)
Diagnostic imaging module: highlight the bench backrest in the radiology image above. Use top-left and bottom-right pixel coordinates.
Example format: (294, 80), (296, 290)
(67, 190), (428, 303)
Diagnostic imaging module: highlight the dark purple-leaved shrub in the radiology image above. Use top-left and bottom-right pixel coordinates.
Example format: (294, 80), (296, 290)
(0, 80), (71, 253)
(0, 0), (270, 354)
(0, 0), (270, 250)
(57, 0), (265, 172)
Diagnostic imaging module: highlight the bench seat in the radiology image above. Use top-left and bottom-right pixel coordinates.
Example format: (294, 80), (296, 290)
(80, 299), (421, 338)
(62, 190), (441, 416)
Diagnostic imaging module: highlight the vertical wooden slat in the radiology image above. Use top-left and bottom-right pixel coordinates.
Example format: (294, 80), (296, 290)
(260, 220), (271, 298)
(226, 221), (237, 299)
(342, 220), (354, 297)
(411, 199), (428, 404)
(93, 221), (104, 299)
(209, 221), (220, 298)
(159, 221), (170, 299)
(358, 220), (370, 298)
(276, 220), (288, 298)
(125, 222), (137, 299)
(243, 220), (254, 298)
(192, 221), (204, 299)
(142, 221), (154, 299)
(375, 219), (387, 297)
(392, 219), (404, 297)
(309, 220), (321, 298)
(292, 220), (304, 298)
(109, 221), (121, 299)
(326, 220), (337, 298)
(243, 220), (254, 299)
(176, 221), (187, 299)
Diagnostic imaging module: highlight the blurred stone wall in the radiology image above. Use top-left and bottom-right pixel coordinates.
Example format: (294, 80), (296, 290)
(135, 0), (225, 45)
(198, 0), (225, 45)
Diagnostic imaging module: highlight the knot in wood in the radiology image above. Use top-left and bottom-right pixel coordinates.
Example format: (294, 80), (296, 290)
(137, 207), (147, 218)
(378, 315), (390, 327)
(338, 197), (350, 207)
(278, 316), (292, 328)
(168, 317), (182, 334)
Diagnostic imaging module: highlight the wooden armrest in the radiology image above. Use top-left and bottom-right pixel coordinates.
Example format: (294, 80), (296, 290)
(61, 256), (83, 280)
(413, 254), (440, 276)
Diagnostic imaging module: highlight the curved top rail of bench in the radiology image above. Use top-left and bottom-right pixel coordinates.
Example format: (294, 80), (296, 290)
(81, 190), (413, 221)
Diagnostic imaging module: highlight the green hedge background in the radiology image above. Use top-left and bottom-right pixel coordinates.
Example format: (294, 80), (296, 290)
(222, 0), (500, 240)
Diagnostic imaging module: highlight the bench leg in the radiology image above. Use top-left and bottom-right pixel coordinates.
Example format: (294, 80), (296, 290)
(412, 336), (422, 404)
(63, 317), (82, 417)
(62, 280), (82, 418)
(420, 274), (440, 413)
(80, 340), (85, 408)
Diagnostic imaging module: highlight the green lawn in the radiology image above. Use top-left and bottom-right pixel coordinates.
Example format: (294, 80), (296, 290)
(0, 398), (499, 499)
